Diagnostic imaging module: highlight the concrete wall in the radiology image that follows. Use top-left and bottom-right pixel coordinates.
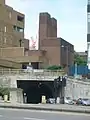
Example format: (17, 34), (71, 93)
(10, 88), (23, 104)
(0, 73), (90, 100)
(0, 0), (5, 5)
(0, 58), (22, 68)
(23, 39), (29, 50)
(65, 78), (90, 99)
(0, 47), (24, 57)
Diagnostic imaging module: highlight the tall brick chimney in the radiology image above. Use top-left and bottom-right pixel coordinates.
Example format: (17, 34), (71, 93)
(51, 17), (57, 37)
(39, 12), (57, 49)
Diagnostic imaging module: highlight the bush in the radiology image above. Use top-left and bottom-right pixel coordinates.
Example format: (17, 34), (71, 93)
(46, 65), (63, 70)
(0, 87), (9, 96)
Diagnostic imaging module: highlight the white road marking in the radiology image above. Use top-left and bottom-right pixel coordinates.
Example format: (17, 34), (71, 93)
(24, 117), (45, 120)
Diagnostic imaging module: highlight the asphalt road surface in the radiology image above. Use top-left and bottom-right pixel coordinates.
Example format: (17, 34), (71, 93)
(0, 108), (90, 120)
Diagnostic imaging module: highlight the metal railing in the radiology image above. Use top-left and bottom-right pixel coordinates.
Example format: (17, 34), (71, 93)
(0, 69), (65, 76)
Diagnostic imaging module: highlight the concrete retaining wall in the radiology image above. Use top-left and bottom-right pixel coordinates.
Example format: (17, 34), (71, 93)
(0, 74), (90, 100)
(65, 78), (90, 99)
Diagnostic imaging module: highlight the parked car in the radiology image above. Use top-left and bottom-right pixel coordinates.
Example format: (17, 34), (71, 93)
(46, 98), (55, 104)
(81, 99), (90, 106)
(64, 97), (74, 105)
(76, 98), (90, 106)
(72, 99), (77, 104)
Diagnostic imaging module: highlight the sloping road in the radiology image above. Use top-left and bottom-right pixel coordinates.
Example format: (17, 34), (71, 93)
(0, 108), (90, 120)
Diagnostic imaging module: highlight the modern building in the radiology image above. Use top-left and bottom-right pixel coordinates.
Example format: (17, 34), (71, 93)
(87, 0), (90, 69)
(0, 0), (74, 72)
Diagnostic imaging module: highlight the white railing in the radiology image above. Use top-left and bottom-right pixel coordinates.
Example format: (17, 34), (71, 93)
(0, 69), (65, 76)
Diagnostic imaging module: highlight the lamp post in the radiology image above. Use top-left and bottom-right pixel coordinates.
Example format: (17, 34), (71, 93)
(24, 93), (27, 103)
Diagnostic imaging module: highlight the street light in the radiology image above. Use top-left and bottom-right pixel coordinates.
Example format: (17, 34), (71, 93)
(24, 93), (27, 103)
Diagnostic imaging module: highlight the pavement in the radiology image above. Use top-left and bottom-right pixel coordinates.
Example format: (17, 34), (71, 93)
(0, 103), (90, 114)
(0, 108), (90, 120)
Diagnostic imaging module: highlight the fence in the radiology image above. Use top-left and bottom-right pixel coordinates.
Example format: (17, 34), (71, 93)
(69, 65), (88, 76)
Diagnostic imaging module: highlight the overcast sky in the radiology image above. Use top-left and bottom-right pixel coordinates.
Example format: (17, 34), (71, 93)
(6, 0), (87, 52)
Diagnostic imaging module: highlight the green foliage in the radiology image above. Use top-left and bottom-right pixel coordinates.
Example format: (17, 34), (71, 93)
(0, 87), (9, 96)
(46, 65), (63, 70)
(74, 53), (87, 65)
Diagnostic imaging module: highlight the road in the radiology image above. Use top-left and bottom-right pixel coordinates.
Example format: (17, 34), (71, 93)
(0, 108), (90, 120)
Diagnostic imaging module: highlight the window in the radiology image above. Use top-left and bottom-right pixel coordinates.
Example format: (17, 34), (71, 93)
(88, 0), (90, 5)
(13, 25), (17, 31)
(4, 26), (6, 32)
(17, 15), (24, 22)
(4, 37), (6, 44)
(9, 12), (12, 19)
(13, 25), (24, 32)
(17, 27), (24, 32)
(87, 5), (90, 12)
(88, 13), (90, 22)
(87, 34), (90, 42)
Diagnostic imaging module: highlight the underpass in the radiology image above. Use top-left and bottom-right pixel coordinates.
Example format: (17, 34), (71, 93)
(17, 80), (54, 104)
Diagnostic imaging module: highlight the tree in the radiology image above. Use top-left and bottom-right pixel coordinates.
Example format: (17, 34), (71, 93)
(0, 76), (10, 97)
(74, 53), (87, 65)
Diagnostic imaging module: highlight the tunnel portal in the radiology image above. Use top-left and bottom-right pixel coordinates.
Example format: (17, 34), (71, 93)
(17, 80), (54, 104)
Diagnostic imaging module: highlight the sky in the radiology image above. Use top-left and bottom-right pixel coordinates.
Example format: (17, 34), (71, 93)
(6, 0), (87, 52)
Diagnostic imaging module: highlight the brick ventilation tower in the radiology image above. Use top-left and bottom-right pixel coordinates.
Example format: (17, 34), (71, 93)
(39, 12), (57, 49)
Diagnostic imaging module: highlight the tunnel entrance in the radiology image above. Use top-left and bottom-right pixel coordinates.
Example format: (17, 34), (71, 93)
(17, 80), (54, 104)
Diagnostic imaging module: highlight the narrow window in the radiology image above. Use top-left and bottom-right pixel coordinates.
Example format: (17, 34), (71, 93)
(17, 15), (24, 22)
(4, 26), (6, 32)
(9, 12), (12, 19)
(4, 37), (6, 43)
(13, 25), (17, 31)
(17, 27), (24, 32)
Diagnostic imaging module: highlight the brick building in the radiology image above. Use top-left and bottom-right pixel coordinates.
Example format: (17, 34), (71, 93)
(38, 13), (74, 69)
(0, 0), (74, 71)
(0, 0), (34, 69)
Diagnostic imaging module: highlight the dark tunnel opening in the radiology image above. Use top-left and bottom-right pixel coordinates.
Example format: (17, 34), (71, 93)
(17, 80), (54, 104)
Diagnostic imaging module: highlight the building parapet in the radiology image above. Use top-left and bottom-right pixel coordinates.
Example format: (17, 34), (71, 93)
(0, 69), (65, 76)
(0, 58), (22, 69)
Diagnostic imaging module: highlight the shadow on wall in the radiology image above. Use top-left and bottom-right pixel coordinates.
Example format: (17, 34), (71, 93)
(17, 80), (54, 104)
